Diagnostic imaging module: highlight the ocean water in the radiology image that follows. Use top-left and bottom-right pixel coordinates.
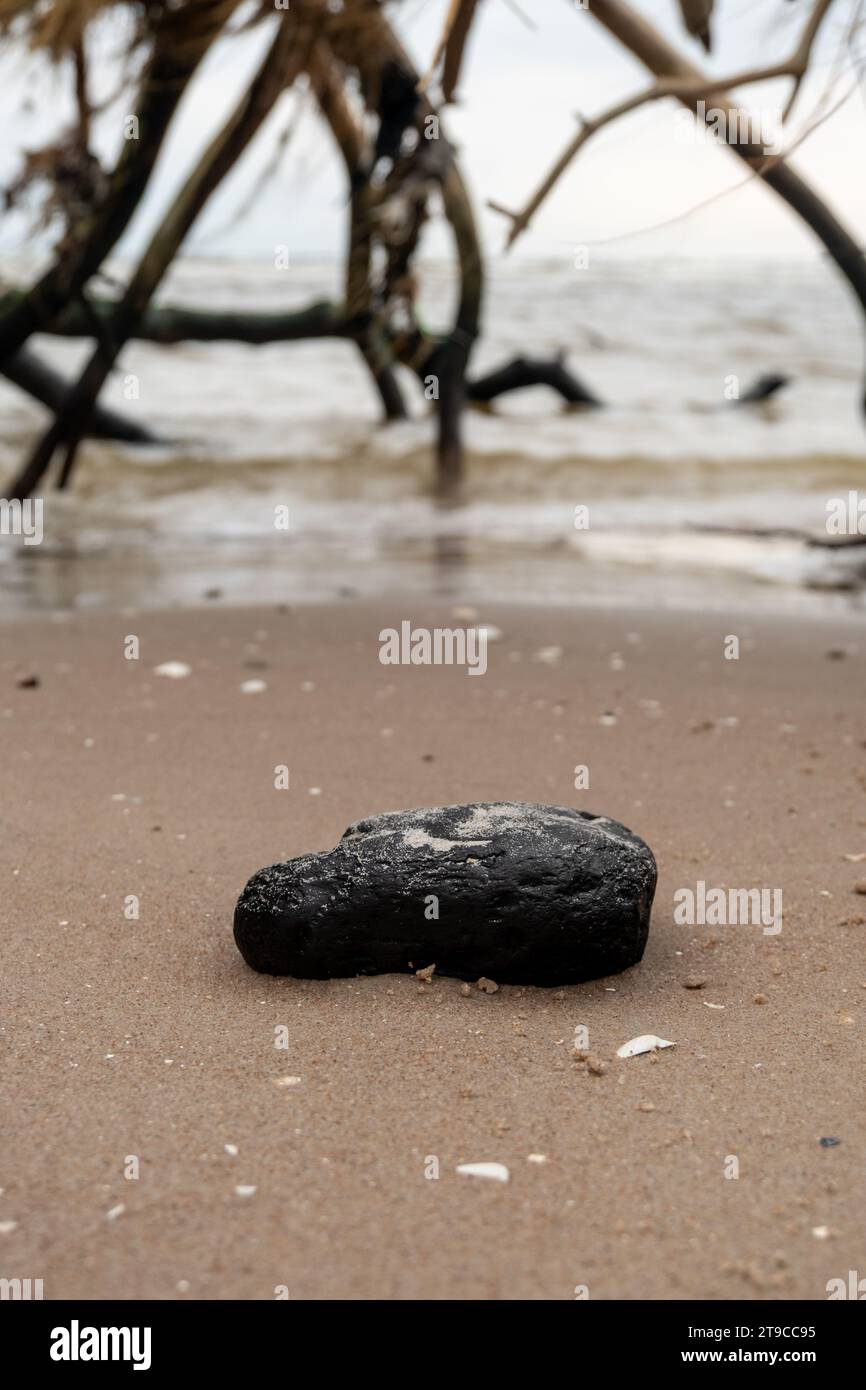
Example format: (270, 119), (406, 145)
(1, 255), (865, 614)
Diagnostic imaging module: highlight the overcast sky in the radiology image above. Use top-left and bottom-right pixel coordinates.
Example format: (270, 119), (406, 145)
(1, 0), (865, 263)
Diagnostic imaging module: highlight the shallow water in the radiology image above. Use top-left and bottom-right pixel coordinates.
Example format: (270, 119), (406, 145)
(1, 255), (865, 614)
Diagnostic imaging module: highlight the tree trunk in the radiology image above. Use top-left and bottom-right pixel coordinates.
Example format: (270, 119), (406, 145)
(0, 1), (240, 366)
(9, 12), (305, 500)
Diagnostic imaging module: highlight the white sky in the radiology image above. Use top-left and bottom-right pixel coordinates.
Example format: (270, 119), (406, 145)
(1, 0), (865, 263)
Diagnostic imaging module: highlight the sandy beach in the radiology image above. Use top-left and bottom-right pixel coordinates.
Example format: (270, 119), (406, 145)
(1, 598), (864, 1300)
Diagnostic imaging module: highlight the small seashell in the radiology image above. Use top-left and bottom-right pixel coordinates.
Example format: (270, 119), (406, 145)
(154, 662), (191, 679)
(616, 1034), (675, 1058)
(456, 1162), (509, 1183)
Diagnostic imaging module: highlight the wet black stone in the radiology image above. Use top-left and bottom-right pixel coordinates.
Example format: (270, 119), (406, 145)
(233, 802), (657, 987)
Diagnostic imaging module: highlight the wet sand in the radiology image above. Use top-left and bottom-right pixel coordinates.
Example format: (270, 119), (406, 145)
(1, 600), (864, 1300)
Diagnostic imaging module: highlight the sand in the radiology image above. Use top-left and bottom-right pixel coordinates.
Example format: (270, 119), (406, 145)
(1, 599), (864, 1300)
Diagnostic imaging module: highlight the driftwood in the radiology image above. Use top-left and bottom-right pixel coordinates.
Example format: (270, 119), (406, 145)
(8, 291), (802, 427)
(305, 34), (407, 421)
(587, 0), (866, 415)
(0, 1), (239, 367)
(2, 300), (603, 440)
(9, 8), (308, 499)
(467, 355), (601, 407)
(0, 0), (858, 500)
(323, 0), (483, 495)
(4, 347), (160, 443)
(32, 297), (349, 345)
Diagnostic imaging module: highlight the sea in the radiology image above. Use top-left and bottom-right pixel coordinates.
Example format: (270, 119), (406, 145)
(1, 253), (865, 616)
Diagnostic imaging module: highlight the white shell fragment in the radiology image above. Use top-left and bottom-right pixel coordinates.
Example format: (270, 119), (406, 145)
(456, 1162), (510, 1183)
(533, 646), (563, 666)
(240, 679), (267, 694)
(616, 1034), (675, 1058)
(154, 661), (191, 679)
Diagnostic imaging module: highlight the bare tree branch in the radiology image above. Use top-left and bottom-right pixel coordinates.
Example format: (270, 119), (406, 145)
(0, 0), (242, 366)
(3, 347), (161, 444)
(784, 0), (838, 121)
(493, 0), (841, 249)
(8, 11), (307, 499)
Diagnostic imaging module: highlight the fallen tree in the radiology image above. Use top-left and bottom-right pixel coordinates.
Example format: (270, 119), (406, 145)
(4, 346), (161, 443)
(0, 0), (861, 498)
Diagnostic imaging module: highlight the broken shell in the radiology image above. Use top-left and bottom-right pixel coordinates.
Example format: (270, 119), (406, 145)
(154, 661), (191, 679)
(616, 1034), (675, 1058)
(456, 1162), (509, 1183)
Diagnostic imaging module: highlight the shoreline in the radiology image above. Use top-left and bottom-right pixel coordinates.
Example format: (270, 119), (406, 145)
(2, 539), (866, 622)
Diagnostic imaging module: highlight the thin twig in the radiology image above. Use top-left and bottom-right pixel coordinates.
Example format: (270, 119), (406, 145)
(492, 0), (843, 249)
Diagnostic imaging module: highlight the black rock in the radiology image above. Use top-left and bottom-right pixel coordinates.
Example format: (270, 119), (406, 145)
(233, 802), (656, 987)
